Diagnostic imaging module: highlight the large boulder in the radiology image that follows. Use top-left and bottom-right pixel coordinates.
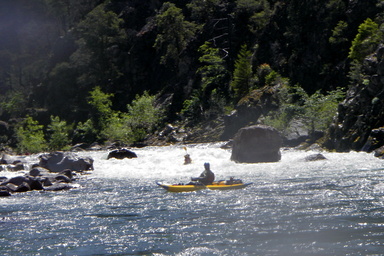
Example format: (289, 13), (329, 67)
(107, 149), (137, 159)
(230, 125), (282, 163)
(38, 152), (93, 172)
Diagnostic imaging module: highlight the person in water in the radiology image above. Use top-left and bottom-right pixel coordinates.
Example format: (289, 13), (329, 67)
(184, 154), (192, 165)
(191, 162), (215, 185)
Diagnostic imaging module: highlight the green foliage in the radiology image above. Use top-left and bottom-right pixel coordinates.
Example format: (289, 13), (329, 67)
(101, 91), (162, 143)
(301, 88), (345, 133)
(0, 91), (27, 118)
(263, 86), (345, 135)
(231, 44), (253, 101)
(47, 116), (71, 151)
(154, 2), (199, 66)
(182, 41), (229, 123)
(76, 4), (126, 55)
(16, 116), (47, 154)
(187, 0), (221, 22)
(263, 85), (305, 134)
(349, 18), (382, 61)
(256, 63), (287, 88)
(181, 90), (204, 121)
(74, 3), (126, 85)
(198, 42), (228, 92)
(126, 91), (162, 142)
(329, 21), (348, 44)
(74, 119), (98, 144)
(101, 112), (132, 144)
(235, 0), (271, 33)
(84, 89), (162, 144)
(88, 86), (113, 131)
(348, 59), (365, 86)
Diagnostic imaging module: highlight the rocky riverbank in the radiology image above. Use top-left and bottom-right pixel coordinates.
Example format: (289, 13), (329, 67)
(0, 152), (93, 197)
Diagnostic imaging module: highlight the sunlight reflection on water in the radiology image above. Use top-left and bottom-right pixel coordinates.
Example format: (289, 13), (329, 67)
(1, 143), (384, 255)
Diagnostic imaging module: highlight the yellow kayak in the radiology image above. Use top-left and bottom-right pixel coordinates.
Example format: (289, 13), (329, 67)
(156, 181), (253, 192)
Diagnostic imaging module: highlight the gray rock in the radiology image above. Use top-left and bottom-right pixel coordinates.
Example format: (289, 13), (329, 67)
(29, 166), (51, 177)
(304, 153), (327, 162)
(39, 152), (93, 172)
(231, 125), (282, 163)
(55, 175), (71, 183)
(3, 176), (29, 186)
(44, 183), (72, 191)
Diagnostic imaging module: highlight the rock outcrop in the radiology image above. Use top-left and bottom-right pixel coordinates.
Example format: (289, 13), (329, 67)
(324, 46), (384, 152)
(230, 125), (282, 163)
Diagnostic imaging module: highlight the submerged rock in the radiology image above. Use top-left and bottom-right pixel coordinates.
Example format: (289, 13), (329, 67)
(304, 153), (327, 162)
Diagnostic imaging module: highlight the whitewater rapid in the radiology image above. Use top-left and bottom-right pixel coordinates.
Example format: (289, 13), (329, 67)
(2, 143), (384, 255)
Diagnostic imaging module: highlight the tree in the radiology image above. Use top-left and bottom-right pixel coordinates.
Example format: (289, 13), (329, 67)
(198, 41), (228, 93)
(187, 0), (221, 22)
(349, 18), (382, 62)
(126, 91), (162, 142)
(102, 92), (162, 144)
(74, 3), (126, 86)
(235, 0), (271, 33)
(154, 2), (199, 67)
(88, 86), (113, 133)
(263, 86), (344, 136)
(231, 44), (253, 101)
(16, 116), (47, 154)
(329, 21), (349, 45)
(182, 41), (229, 121)
(47, 115), (71, 151)
(301, 88), (345, 134)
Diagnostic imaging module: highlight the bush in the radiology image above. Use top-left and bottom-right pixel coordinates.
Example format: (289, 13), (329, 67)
(263, 85), (305, 135)
(349, 18), (382, 62)
(126, 91), (162, 142)
(263, 86), (345, 135)
(101, 112), (132, 144)
(301, 88), (345, 133)
(47, 116), (71, 151)
(16, 116), (47, 154)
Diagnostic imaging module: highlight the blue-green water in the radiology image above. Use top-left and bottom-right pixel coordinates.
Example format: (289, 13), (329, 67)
(1, 143), (384, 255)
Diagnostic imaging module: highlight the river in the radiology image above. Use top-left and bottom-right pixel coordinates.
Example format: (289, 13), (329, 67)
(1, 143), (384, 255)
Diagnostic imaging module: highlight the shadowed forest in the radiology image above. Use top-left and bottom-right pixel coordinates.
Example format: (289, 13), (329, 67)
(1, 0), (384, 153)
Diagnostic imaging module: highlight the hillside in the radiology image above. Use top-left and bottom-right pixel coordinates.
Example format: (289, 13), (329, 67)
(1, 0), (384, 153)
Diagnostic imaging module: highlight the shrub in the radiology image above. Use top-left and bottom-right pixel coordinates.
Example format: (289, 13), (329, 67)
(47, 116), (71, 151)
(263, 86), (345, 135)
(349, 18), (382, 62)
(301, 88), (345, 134)
(16, 116), (47, 154)
(126, 91), (162, 142)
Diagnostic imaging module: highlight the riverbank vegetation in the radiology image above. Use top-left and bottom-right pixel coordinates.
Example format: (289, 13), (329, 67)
(1, 0), (383, 153)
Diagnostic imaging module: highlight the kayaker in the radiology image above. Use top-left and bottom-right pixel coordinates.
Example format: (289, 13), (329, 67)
(184, 154), (192, 165)
(190, 162), (215, 185)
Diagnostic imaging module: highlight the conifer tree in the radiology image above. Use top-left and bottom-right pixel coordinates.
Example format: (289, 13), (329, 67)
(231, 44), (253, 101)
